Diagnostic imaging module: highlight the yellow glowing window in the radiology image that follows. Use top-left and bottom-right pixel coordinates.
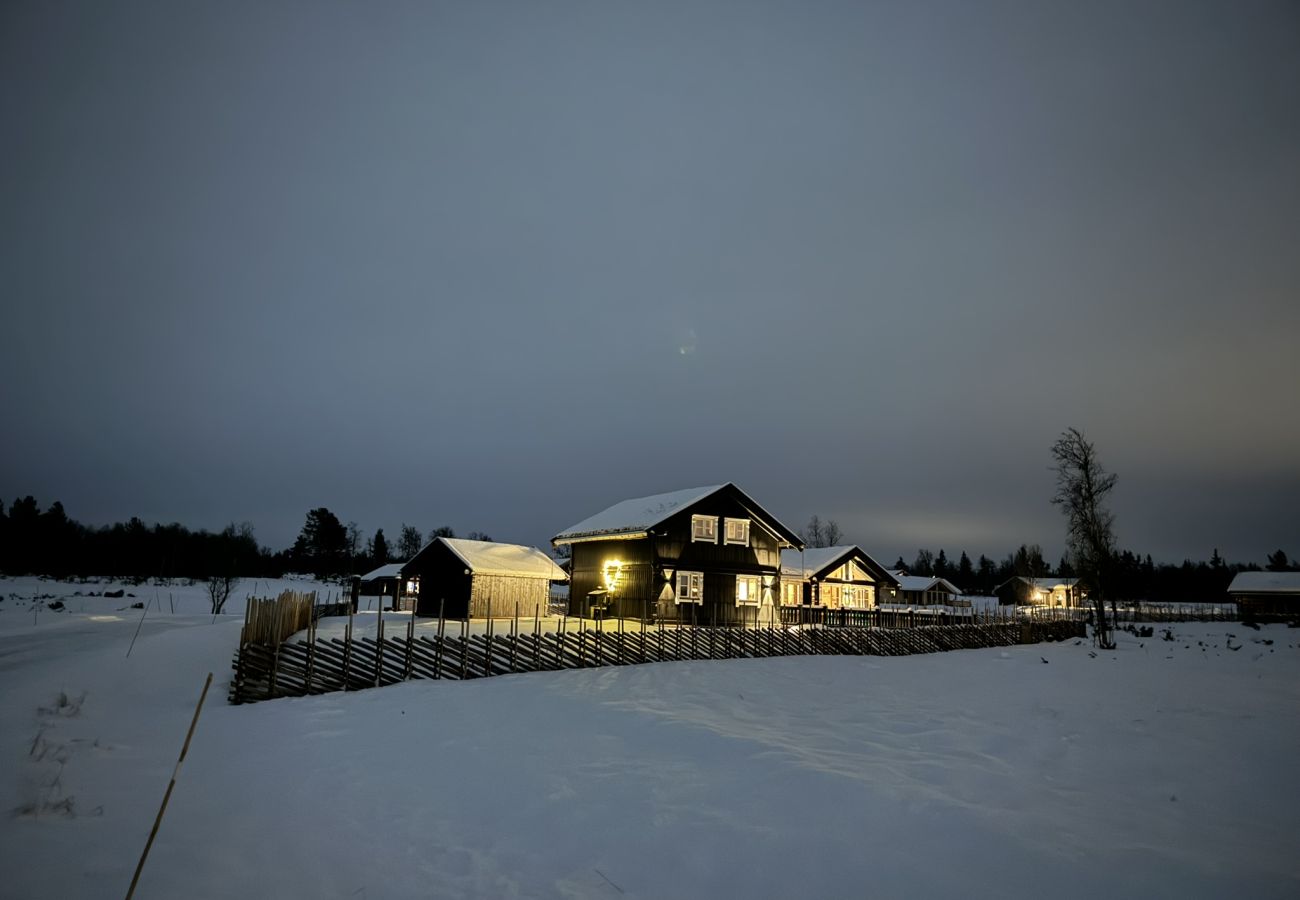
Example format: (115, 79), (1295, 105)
(736, 575), (761, 606)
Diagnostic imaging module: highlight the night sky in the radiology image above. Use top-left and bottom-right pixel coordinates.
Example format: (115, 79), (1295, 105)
(3, 0), (1297, 565)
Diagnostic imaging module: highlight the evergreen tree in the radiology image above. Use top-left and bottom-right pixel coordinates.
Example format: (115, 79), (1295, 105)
(371, 529), (389, 566)
(892, 556), (907, 572)
(934, 549), (950, 578)
(291, 508), (349, 575)
(1266, 549), (1290, 571)
(912, 549), (934, 576)
(956, 551), (974, 589)
(976, 555), (997, 594)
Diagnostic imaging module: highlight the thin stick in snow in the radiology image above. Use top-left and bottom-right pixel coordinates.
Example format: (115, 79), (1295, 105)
(125, 672), (212, 900)
(126, 599), (150, 658)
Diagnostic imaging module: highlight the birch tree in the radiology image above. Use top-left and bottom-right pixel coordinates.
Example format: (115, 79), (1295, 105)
(1050, 427), (1117, 648)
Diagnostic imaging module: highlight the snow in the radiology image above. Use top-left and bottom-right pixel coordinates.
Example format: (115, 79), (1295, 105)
(3, 576), (1300, 899)
(552, 485), (725, 541)
(435, 537), (568, 580)
(359, 563), (404, 581)
(1228, 571), (1300, 594)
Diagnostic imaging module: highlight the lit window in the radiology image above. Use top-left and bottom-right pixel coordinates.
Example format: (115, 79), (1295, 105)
(782, 582), (801, 606)
(723, 518), (750, 546)
(691, 515), (718, 543)
(843, 585), (857, 608)
(736, 575), (761, 606)
(676, 571), (703, 603)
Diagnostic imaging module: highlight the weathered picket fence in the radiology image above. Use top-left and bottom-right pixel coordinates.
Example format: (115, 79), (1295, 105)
(229, 598), (1085, 704)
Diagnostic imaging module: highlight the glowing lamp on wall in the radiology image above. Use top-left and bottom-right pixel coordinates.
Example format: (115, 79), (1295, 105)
(602, 559), (624, 592)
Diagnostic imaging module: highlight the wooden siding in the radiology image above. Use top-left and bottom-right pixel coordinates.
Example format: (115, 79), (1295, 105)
(468, 575), (551, 619)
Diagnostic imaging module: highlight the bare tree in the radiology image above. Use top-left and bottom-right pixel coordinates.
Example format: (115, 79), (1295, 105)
(822, 520), (843, 546)
(802, 515), (824, 548)
(206, 573), (241, 615)
(1051, 427), (1117, 648)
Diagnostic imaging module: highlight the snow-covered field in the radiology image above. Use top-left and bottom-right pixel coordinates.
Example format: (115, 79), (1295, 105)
(2, 577), (1298, 899)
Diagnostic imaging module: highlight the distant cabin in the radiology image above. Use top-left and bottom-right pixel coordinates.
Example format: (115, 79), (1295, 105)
(357, 563), (405, 599)
(1227, 571), (1300, 618)
(552, 483), (803, 625)
(780, 545), (899, 609)
(995, 576), (1086, 608)
(400, 538), (568, 619)
(885, 572), (964, 607)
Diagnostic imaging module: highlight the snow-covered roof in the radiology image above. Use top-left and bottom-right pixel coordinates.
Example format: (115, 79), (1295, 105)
(781, 546), (897, 584)
(410, 538), (568, 581)
(359, 563), (404, 581)
(1227, 571), (1300, 594)
(896, 575), (961, 594)
(552, 485), (725, 542)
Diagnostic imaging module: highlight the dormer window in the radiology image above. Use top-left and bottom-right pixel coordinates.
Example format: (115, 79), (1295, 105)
(723, 518), (750, 546)
(691, 515), (718, 543)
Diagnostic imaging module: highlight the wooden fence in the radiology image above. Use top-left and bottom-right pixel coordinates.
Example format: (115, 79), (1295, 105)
(229, 604), (1085, 704)
(239, 590), (317, 646)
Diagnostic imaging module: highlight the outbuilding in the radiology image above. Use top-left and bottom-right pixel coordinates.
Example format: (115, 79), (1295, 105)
(1226, 571), (1300, 618)
(400, 538), (567, 619)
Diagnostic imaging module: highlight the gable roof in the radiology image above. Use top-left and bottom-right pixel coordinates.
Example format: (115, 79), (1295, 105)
(552, 483), (803, 548)
(405, 538), (567, 581)
(895, 575), (961, 594)
(1227, 571), (1300, 594)
(781, 546), (899, 585)
(359, 563), (404, 581)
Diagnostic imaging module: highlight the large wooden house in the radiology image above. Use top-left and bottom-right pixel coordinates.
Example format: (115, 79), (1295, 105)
(551, 483), (804, 625)
(779, 545), (899, 608)
(400, 538), (567, 619)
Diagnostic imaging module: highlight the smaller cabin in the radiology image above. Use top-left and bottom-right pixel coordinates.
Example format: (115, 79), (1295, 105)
(358, 563), (405, 599)
(400, 538), (568, 619)
(1227, 571), (1300, 618)
(779, 546), (899, 608)
(996, 576), (1086, 608)
(884, 573), (963, 607)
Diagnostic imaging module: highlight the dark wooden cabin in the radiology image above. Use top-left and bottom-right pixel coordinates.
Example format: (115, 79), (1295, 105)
(400, 537), (567, 619)
(994, 576), (1086, 608)
(779, 545), (899, 608)
(1227, 571), (1300, 618)
(551, 483), (803, 625)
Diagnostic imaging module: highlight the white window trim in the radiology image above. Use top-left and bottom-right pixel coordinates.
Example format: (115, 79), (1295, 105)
(723, 517), (750, 547)
(735, 574), (761, 606)
(676, 571), (703, 604)
(691, 514), (719, 544)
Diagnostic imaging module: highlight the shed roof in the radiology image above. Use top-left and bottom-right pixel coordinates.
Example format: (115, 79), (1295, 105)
(406, 538), (567, 581)
(359, 563), (404, 581)
(552, 483), (803, 547)
(996, 576), (1083, 592)
(1227, 571), (1300, 594)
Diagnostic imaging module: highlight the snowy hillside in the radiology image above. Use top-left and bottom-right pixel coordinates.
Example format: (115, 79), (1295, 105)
(1, 577), (1298, 899)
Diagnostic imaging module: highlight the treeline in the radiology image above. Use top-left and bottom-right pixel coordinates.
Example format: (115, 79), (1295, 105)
(896, 543), (1295, 603)
(0, 497), (271, 579)
(0, 497), (494, 580)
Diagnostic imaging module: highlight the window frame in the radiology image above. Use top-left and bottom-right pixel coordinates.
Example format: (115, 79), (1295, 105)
(691, 514), (719, 544)
(675, 570), (703, 604)
(735, 574), (761, 607)
(723, 517), (750, 547)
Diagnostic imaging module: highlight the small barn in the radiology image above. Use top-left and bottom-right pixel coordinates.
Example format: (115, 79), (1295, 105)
(1227, 571), (1300, 618)
(779, 545), (899, 608)
(358, 563), (405, 598)
(400, 538), (567, 619)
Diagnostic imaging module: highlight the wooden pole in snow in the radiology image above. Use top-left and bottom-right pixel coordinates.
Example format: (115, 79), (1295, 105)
(125, 672), (213, 900)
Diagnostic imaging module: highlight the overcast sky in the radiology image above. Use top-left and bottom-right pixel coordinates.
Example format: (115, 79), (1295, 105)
(2, 0), (1297, 566)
